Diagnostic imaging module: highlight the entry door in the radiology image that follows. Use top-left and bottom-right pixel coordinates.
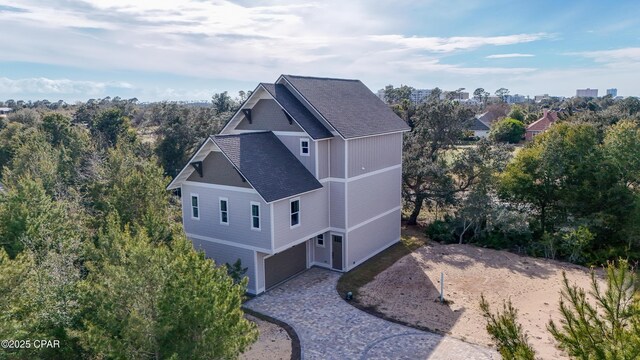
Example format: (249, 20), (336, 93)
(332, 235), (343, 270)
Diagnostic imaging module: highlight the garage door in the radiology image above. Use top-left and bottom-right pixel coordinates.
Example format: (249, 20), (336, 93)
(265, 243), (307, 289)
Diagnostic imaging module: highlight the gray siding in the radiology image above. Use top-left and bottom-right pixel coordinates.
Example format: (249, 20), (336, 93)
(236, 99), (304, 132)
(189, 237), (258, 293)
(312, 231), (331, 266)
(348, 132), (402, 177)
(276, 134), (315, 175)
(329, 137), (346, 178)
(347, 167), (402, 228)
(329, 182), (346, 229)
(346, 209), (401, 270)
(182, 183), (271, 250)
(187, 151), (251, 188)
(317, 139), (329, 179)
(272, 186), (329, 250)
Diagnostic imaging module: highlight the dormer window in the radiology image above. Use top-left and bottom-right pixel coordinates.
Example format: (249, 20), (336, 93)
(300, 138), (310, 156)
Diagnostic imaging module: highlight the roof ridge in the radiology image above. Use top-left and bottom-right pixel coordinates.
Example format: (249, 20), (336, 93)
(212, 131), (272, 138)
(283, 74), (360, 82)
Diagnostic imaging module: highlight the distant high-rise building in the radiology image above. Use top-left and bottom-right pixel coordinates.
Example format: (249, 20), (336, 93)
(606, 88), (618, 97)
(576, 88), (598, 98)
(410, 89), (433, 103)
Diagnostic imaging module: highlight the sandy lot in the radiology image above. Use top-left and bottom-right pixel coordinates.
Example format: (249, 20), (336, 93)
(358, 242), (603, 359)
(241, 314), (292, 360)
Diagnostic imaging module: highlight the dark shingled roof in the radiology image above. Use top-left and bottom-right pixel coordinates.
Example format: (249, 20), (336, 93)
(261, 83), (333, 140)
(212, 132), (322, 203)
(281, 75), (410, 139)
(469, 117), (490, 131)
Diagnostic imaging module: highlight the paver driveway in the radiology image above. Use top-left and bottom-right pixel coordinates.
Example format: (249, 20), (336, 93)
(244, 267), (499, 360)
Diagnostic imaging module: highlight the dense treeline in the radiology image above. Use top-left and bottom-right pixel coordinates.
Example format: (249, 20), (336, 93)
(0, 93), (257, 359)
(387, 86), (640, 265)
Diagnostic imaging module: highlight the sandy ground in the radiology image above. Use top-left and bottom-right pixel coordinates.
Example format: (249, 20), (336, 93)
(241, 314), (292, 360)
(358, 243), (604, 360)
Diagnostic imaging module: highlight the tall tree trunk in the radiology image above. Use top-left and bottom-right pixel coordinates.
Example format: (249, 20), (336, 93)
(407, 194), (426, 225)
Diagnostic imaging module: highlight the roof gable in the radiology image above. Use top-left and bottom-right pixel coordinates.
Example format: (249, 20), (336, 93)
(212, 132), (323, 203)
(280, 75), (410, 139)
(527, 110), (557, 132)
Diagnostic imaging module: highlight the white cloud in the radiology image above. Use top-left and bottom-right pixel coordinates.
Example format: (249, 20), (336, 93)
(0, 77), (134, 95)
(369, 33), (549, 53)
(567, 47), (640, 64)
(486, 53), (535, 59)
(0, 0), (552, 93)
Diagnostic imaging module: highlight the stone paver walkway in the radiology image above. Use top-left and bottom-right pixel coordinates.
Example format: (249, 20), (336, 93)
(244, 268), (499, 360)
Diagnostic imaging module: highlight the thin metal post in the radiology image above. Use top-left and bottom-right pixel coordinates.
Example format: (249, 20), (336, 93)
(440, 272), (444, 304)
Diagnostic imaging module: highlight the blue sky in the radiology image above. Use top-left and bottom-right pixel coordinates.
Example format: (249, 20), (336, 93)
(1, 0), (639, 101)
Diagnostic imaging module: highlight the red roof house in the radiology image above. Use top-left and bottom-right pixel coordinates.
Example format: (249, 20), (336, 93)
(525, 109), (558, 141)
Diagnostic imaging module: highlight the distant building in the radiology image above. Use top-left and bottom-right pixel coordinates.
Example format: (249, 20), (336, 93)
(376, 89), (386, 101)
(606, 88), (618, 97)
(525, 109), (558, 141)
(505, 94), (527, 104)
(469, 114), (491, 138)
(410, 89), (433, 103)
(576, 88), (598, 98)
(0, 107), (12, 118)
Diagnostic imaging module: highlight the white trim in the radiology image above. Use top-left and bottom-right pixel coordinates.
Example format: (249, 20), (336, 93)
(314, 141), (319, 177)
(253, 251), (259, 294)
(274, 131), (307, 137)
(219, 197), (229, 225)
(341, 129), (408, 141)
(270, 203), (275, 251)
(315, 233), (325, 248)
(349, 164), (401, 182)
(300, 138), (310, 156)
(318, 164), (400, 184)
(272, 228), (329, 254)
(190, 193), (200, 220)
(328, 227), (346, 232)
(182, 181), (257, 194)
(250, 201), (261, 231)
(346, 237), (400, 271)
(289, 197), (301, 228)
(348, 206), (402, 232)
(167, 137), (214, 190)
(344, 139), (349, 266)
(185, 232), (271, 253)
(272, 186), (323, 203)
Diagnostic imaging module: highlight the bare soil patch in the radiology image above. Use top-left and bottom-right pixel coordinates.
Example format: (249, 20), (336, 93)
(358, 241), (603, 359)
(241, 314), (292, 360)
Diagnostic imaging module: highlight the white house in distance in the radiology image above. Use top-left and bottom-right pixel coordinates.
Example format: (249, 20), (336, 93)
(167, 75), (410, 294)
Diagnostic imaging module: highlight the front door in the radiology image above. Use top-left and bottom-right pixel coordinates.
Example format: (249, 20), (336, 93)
(332, 235), (343, 271)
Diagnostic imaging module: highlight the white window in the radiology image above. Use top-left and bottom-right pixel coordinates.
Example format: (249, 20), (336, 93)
(300, 138), (310, 156)
(219, 197), (229, 225)
(316, 233), (325, 247)
(250, 202), (261, 230)
(290, 199), (300, 227)
(190, 194), (199, 220)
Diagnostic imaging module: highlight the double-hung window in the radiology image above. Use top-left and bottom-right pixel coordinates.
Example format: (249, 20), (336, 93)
(290, 199), (300, 227)
(300, 138), (310, 156)
(250, 202), (261, 230)
(219, 197), (229, 225)
(191, 194), (199, 220)
(316, 233), (325, 247)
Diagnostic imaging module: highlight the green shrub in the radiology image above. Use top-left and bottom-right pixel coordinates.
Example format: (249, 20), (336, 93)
(425, 219), (455, 243)
(490, 117), (525, 143)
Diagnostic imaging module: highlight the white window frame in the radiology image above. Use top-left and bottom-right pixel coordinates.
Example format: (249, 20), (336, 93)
(219, 197), (229, 225)
(315, 233), (325, 248)
(290, 198), (300, 228)
(300, 138), (310, 156)
(250, 201), (261, 231)
(190, 193), (200, 220)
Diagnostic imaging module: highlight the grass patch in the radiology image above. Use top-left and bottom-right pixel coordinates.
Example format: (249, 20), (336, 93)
(336, 228), (426, 298)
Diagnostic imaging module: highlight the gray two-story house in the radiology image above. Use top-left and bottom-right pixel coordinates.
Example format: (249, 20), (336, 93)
(167, 75), (410, 294)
